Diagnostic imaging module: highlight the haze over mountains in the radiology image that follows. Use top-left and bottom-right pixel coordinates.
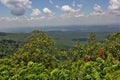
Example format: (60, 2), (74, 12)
(0, 24), (120, 33)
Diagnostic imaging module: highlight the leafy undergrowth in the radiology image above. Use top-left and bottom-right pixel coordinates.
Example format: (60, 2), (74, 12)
(0, 30), (120, 80)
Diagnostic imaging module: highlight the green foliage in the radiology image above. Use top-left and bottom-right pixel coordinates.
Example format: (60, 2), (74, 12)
(12, 30), (57, 67)
(0, 30), (120, 80)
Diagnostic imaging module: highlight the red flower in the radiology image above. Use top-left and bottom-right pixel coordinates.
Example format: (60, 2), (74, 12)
(97, 49), (104, 58)
(84, 56), (91, 62)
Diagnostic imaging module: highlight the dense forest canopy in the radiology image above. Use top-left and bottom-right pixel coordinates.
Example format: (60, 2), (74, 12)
(0, 30), (120, 80)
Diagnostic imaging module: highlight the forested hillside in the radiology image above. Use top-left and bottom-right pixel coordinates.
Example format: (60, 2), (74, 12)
(0, 30), (120, 80)
(0, 39), (23, 57)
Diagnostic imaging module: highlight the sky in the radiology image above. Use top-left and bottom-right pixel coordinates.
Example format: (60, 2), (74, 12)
(0, 0), (120, 29)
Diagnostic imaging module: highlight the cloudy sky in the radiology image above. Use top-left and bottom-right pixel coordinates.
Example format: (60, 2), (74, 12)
(0, 0), (120, 29)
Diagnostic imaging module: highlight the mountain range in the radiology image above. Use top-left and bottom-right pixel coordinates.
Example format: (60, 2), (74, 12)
(0, 24), (120, 33)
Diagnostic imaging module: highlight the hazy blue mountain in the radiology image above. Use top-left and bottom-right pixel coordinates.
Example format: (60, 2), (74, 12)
(0, 25), (120, 33)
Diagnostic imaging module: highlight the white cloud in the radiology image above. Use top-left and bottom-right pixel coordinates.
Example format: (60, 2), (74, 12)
(31, 8), (41, 16)
(43, 8), (54, 16)
(0, 0), (32, 16)
(90, 4), (105, 16)
(94, 4), (103, 12)
(61, 5), (84, 17)
(108, 0), (120, 16)
(62, 5), (75, 13)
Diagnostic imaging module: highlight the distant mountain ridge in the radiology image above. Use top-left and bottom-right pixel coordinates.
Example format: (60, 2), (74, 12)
(0, 25), (120, 33)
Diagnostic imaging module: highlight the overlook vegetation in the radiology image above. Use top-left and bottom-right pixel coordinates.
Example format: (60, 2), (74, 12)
(0, 30), (120, 80)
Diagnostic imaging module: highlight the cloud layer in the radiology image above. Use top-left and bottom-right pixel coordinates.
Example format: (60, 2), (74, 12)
(0, 0), (120, 29)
